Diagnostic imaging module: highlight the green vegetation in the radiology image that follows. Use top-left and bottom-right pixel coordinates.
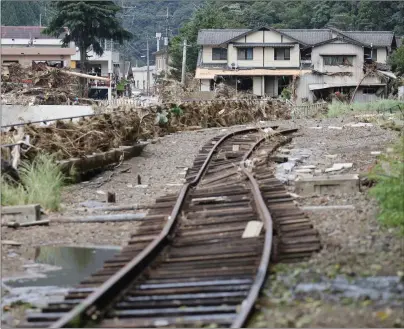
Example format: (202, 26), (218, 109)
(327, 100), (404, 117)
(169, 0), (242, 80)
(368, 137), (404, 234)
(1, 154), (65, 211)
(3, 1), (404, 76)
(168, 0), (404, 76)
(389, 45), (404, 76)
(281, 88), (292, 100)
(43, 1), (132, 95)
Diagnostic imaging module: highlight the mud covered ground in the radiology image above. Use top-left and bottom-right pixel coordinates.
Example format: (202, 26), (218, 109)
(2, 117), (403, 328)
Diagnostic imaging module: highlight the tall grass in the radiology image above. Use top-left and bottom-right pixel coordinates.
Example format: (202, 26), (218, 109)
(1, 154), (65, 211)
(368, 136), (404, 235)
(327, 99), (404, 118)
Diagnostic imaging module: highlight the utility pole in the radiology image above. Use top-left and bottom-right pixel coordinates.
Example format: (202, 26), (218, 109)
(146, 38), (150, 96)
(181, 39), (187, 85)
(157, 7), (170, 77)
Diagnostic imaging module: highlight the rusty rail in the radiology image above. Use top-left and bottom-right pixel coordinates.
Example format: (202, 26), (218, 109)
(49, 126), (280, 328)
(231, 128), (297, 327)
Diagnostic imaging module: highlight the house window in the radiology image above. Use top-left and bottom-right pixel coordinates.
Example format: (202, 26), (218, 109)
(237, 48), (253, 60)
(363, 87), (377, 94)
(212, 48), (227, 60)
(136, 80), (139, 88)
(371, 49), (377, 61)
(323, 55), (354, 66)
(143, 80), (145, 89)
(274, 48), (290, 60)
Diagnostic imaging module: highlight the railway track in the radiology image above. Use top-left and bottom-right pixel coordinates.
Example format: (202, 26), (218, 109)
(23, 126), (320, 328)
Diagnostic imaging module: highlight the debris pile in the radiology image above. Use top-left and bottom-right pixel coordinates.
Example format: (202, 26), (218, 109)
(7, 111), (157, 160)
(2, 99), (291, 160)
(1, 63), (80, 105)
(214, 83), (257, 99)
(175, 99), (290, 127)
(155, 77), (188, 103)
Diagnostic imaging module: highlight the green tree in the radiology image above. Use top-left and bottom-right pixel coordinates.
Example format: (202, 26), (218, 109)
(168, 1), (243, 80)
(389, 46), (404, 76)
(43, 1), (132, 95)
(1, 1), (41, 26)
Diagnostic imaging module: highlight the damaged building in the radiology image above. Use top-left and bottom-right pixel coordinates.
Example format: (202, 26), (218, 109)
(195, 27), (397, 104)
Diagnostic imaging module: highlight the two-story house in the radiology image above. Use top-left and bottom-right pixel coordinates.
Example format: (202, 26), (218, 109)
(0, 26), (75, 67)
(71, 39), (122, 99)
(196, 27), (397, 104)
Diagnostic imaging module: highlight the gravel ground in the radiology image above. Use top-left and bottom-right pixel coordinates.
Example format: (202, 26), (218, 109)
(1, 123), (259, 279)
(248, 118), (404, 328)
(1, 116), (402, 328)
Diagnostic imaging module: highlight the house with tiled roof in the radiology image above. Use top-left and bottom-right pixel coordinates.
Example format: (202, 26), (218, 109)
(195, 27), (397, 103)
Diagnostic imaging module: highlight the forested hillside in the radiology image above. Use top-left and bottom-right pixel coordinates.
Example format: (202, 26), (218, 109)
(2, 0), (403, 70)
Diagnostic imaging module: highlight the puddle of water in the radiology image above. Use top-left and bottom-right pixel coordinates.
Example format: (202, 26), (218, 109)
(3, 245), (120, 288)
(1, 245), (120, 325)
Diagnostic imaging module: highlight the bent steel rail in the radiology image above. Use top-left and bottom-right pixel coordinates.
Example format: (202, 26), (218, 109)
(231, 128), (298, 328)
(50, 125), (286, 328)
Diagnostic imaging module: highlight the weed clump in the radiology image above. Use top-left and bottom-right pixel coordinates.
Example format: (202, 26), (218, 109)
(368, 136), (404, 234)
(327, 100), (404, 118)
(1, 153), (65, 211)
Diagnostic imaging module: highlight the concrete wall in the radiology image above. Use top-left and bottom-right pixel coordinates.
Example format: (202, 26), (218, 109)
(132, 68), (156, 90)
(1, 105), (94, 127)
(1, 38), (66, 47)
(399, 86), (404, 100)
(1, 47), (75, 67)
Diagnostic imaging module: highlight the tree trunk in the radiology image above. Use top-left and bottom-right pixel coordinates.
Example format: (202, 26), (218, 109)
(350, 70), (371, 104)
(79, 45), (88, 98)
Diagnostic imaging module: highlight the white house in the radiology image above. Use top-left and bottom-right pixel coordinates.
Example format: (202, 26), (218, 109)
(132, 65), (156, 92)
(71, 39), (122, 99)
(196, 27), (397, 104)
(0, 26), (75, 67)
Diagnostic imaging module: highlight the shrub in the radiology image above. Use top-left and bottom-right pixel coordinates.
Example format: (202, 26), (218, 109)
(1, 153), (65, 211)
(327, 99), (404, 118)
(368, 136), (404, 234)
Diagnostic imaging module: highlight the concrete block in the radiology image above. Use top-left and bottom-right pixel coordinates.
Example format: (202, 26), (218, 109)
(295, 174), (359, 196)
(325, 163), (353, 173)
(2, 204), (41, 224)
(242, 221), (263, 238)
(296, 173), (314, 179)
(295, 169), (313, 173)
(345, 122), (373, 128)
(298, 165), (316, 169)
